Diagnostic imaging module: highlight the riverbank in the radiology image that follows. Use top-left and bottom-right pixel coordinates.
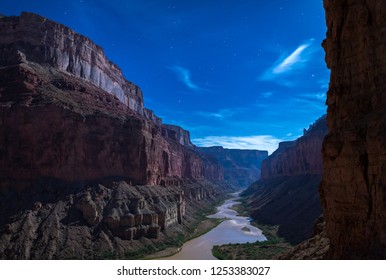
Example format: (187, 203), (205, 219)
(143, 217), (226, 259)
(159, 194), (266, 259)
(212, 199), (293, 260)
(212, 223), (292, 259)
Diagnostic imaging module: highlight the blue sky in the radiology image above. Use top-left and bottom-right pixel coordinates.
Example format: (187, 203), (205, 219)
(1, 0), (329, 154)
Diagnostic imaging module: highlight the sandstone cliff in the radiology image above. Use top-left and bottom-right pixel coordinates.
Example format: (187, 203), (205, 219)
(0, 12), (224, 187)
(243, 116), (327, 244)
(163, 124), (194, 148)
(0, 12), (228, 259)
(320, 0), (386, 259)
(197, 147), (268, 189)
(0, 12), (155, 120)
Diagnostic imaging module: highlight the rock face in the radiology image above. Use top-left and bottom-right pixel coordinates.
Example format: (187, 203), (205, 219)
(243, 116), (327, 244)
(0, 12), (154, 120)
(0, 13), (224, 187)
(320, 0), (386, 259)
(197, 147), (268, 189)
(0, 12), (228, 259)
(163, 124), (194, 148)
(0, 180), (221, 259)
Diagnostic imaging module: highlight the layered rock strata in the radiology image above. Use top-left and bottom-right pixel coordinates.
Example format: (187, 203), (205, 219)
(0, 180), (221, 259)
(320, 0), (386, 259)
(0, 13), (224, 187)
(197, 147), (268, 189)
(0, 12), (228, 259)
(0, 12), (151, 119)
(243, 116), (327, 244)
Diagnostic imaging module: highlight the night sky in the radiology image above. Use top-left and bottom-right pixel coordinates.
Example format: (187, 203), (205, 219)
(1, 0), (329, 154)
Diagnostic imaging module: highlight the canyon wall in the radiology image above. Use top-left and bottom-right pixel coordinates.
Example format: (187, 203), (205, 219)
(320, 0), (386, 259)
(0, 63), (223, 187)
(0, 13), (224, 188)
(0, 13), (228, 259)
(261, 117), (326, 178)
(243, 116), (327, 244)
(0, 12), (156, 121)
(197, 146), (268, 189)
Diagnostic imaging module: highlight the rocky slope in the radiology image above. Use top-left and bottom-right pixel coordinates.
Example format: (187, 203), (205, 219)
(0, 179), (222, 259)
(243, 116), (327, 244)
(319, 0), (386, 259)
(197, 147), (268, 189)
(0, 12), (229, 259)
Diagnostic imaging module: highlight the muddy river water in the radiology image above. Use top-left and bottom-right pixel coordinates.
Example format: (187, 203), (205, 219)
(161, 194), (267, 260)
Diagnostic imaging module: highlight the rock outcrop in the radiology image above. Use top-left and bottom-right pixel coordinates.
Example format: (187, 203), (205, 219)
(0, 12), (228, 259)
(0, 180), (222, 259)
(320, 0), (386, 259)
(163, 124), (194, 148)
(243, 116), (327, 244)
(197, 147), (268, 189)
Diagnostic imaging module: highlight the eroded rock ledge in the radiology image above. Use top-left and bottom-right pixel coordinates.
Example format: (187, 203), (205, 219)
(0, 180), (223, 259)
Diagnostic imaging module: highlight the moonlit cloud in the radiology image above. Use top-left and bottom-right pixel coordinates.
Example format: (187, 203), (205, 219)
(260, 39), (316, 84)
(192, 135), (283, 155)
(272, 43), (311, 74)
(168, 65), (201, 91)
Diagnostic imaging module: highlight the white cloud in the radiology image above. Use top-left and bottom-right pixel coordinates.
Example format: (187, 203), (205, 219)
(272, 43), (310, 74)
(260, 39), (315, 84)
(192, 135), (283, 155)
(168, 65), (202, 91)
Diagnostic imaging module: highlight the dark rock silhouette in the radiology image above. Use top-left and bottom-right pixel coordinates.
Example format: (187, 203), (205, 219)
(320, 0), (386, 259)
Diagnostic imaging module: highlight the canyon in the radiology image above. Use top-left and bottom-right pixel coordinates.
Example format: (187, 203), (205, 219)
(243, 116), (327, 244)
(197, 147), (268, 189)
(0, 12), (266, 259)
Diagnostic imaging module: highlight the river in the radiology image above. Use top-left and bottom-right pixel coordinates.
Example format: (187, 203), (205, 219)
(161, 193), (267, 260)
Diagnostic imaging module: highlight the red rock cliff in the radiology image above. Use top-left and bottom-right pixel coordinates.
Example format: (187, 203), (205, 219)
(0, 13), (223, 187)
(0, 12), (228, 259)
(0, 12), (160, 122)
(261, 116), (326, 179)
(243, 116), (327, 244)
(321, 0), (386, 259)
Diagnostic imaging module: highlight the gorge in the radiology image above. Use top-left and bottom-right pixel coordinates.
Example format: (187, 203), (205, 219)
(1, 0), (386, 260)
(0, 12), (267, 259)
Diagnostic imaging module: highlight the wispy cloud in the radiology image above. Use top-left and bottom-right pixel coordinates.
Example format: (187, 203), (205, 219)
(168, 65), (204, 91)
(261, 91), (273, 98)
(192, 135), (283, 155)
(272, 43), (311, 74)
(196, 109), (236, 120)
(260, 39), (316, 85)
